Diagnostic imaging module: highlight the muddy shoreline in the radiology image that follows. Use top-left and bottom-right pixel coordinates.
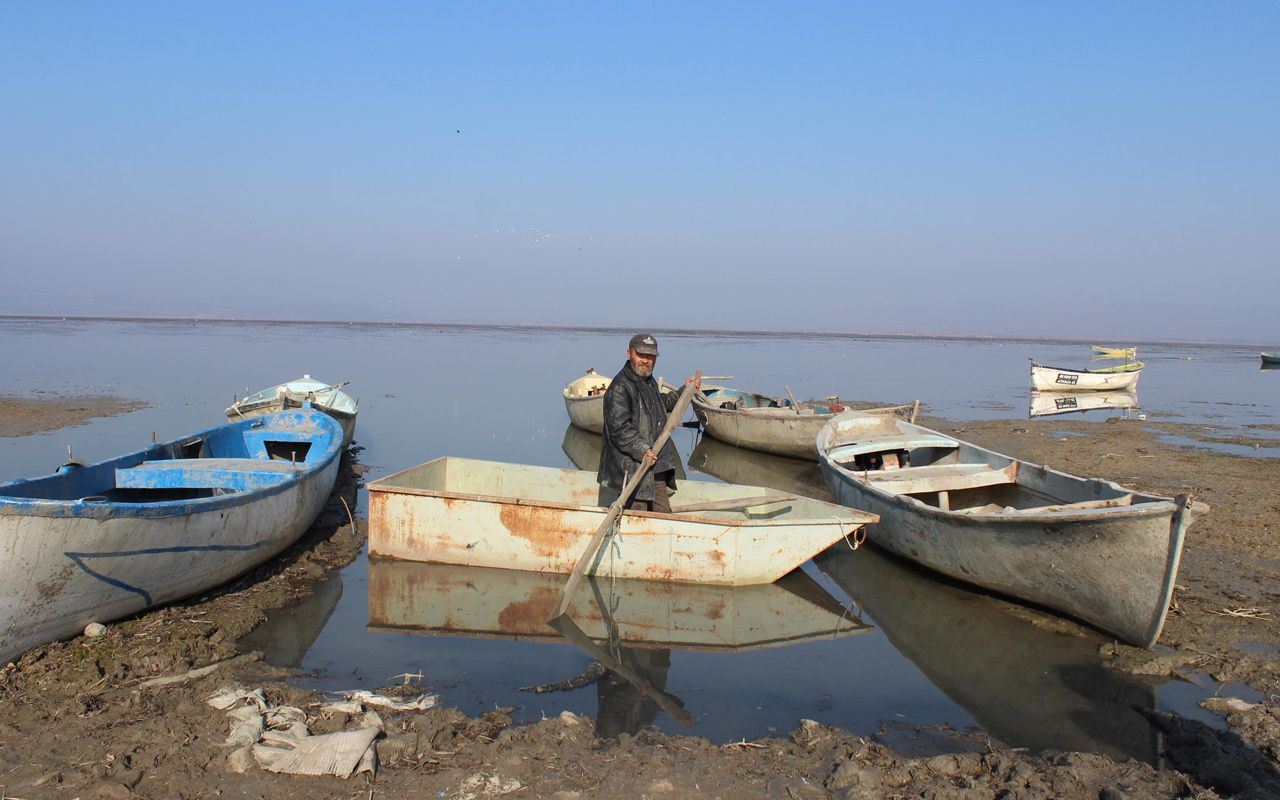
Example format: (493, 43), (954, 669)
(3, 398), (1280, 798)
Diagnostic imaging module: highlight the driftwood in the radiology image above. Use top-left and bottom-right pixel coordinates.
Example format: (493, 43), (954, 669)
(519, 661), (607, 694)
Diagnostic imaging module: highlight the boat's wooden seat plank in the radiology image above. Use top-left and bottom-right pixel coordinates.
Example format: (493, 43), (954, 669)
(828, 434), (959, 463)
(116, 458), (298, 490)
(863, 462), (994, 481)
(1007, 494), (1134, 513)
(865, 464), (1015, 495)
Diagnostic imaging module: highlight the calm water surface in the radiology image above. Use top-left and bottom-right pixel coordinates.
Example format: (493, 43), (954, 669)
(3, 318), (1276, 757)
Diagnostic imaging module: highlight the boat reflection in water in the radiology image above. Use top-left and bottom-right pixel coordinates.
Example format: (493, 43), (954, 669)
(1029, 389), (1139, 419)
(561, 424), (686, 479)
(237, 571), (344, 668)
(688, 433), (832, 501)
(367, 559), (871, 736)
(815, 545), (1161, 764)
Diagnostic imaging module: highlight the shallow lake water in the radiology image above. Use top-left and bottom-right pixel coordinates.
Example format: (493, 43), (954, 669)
(2, 317), (1277, 758)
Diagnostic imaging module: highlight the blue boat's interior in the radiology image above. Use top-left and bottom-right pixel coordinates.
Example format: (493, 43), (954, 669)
(701, 387), (840, 414)
(0, 410), (335, 505)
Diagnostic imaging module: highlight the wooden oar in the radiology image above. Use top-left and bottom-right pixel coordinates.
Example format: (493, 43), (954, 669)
(546, 614), (693, 727)
(548, 371), (703, 621)
(784, 385), (802, 414)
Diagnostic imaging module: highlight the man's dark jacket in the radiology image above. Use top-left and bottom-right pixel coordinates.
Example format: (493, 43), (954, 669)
(598, 361), (681, 502)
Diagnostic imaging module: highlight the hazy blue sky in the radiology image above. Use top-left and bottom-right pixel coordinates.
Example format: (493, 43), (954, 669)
(2, 3), (1277, 341)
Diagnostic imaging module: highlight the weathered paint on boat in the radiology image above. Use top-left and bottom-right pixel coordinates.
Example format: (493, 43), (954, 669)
(1030, 361), (1142, 392)
(366, 457), (877, 586)
(0, 409), (344, 664)
(816, 412), (1202, 647)
(816, 546), (1160, 763)
(367, 560), (871, 651)
(693, 385), (910, 460)
(227, 375), (358, 448)
(562, 368), (611, 433)
(1029, 388), (1138, 418)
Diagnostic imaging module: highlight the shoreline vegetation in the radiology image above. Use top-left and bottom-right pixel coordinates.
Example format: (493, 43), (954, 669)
(0, 313), (1269, 350)
(3, 393), (1280, 798)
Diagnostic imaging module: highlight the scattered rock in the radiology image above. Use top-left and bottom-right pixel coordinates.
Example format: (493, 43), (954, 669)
(84, 622), (107, 638)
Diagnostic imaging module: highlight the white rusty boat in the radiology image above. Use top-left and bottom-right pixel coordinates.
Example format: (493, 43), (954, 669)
(0, 408), (344, 664)
(816, 412), (1202, 647)
(692, 385), (914, 460)
(1030, 361), (1143, 392)
(367, 560), (872, 651)
(367, 457), (877, 586)
(227, 375), (358, 448)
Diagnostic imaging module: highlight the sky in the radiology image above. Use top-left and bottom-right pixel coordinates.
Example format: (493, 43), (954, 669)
(1, 2), (1277, 342)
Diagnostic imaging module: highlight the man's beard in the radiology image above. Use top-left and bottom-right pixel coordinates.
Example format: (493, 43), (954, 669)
(633, 361), (653, 377)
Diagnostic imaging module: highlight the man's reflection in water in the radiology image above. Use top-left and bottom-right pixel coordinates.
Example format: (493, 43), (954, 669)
(595, 648), (672, 738)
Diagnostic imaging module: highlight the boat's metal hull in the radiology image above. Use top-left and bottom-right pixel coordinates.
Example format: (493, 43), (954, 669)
(563, 393), (605, 434)
(693, 399), (832, 460)
(1030, 363), (1141, 392)
(817, 421), (1194, 647)
(0, 416), (342, 664)
(367, 457), (875, 586)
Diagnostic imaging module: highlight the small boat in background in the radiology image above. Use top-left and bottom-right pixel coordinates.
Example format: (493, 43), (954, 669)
(227, 375), (358, 448)
(0, 408), (345, 664)
(562, 368), (611, 433)
(1030, 360), (1143, 392)
(692, 384), (916, 460)
(1261, 352), (1280, 367)
(1029, 388), (1138, 418)
(1091, 345), (1137, 359)
(367, 457), (877, 586)
(816, 411), (1203, 647)
(562, 369), (675, 434)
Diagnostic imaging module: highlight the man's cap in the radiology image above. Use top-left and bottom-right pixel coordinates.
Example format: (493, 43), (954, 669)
(628, 333), (659, 355)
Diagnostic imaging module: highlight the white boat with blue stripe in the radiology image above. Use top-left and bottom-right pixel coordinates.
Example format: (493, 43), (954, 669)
(0, 408), (344, 664)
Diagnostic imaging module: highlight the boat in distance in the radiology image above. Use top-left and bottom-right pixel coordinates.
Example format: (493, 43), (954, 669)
(1029, 388), (1138, 418)
(1262, 352), (1280, 367)
(0, 408), (344, 664)
(692, 384), (916, 460)
(366, 457), (877, 586)
(367, 560), (872, 651)
(1091, 345), (1137, 359)
(815, 412), (1203, 647)
(1030, 360), (1143, 392)
(562, 369), (675, 434)
(562, 368), (612, 433)
(227, 375), (358, 448)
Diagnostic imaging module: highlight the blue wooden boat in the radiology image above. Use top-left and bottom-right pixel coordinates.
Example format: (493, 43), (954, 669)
(0, 408), (344, 664)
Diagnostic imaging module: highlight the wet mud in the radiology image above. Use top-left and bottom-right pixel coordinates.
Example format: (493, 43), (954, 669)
(3, 400), (1280, 798)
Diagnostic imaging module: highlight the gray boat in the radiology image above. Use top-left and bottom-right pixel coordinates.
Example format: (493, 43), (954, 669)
(816, 412), (1204, 647)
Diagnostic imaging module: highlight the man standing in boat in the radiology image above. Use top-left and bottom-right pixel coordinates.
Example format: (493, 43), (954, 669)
(598, 333), (688, 512)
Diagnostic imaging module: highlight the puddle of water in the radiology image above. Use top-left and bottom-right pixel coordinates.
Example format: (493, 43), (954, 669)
(1159, 675), (1268, 731)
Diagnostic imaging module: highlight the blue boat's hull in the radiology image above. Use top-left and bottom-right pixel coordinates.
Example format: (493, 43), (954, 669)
(0, 409), (343, 663)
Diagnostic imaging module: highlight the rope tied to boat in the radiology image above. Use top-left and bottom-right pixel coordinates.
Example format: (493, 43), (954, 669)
(839, 522), (867, 551)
